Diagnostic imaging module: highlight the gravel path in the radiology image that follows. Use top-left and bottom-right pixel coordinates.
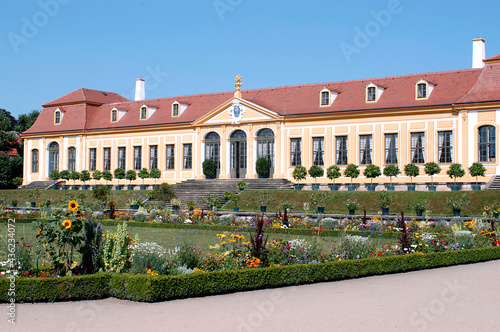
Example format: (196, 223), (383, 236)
(4, 260), (500, 332)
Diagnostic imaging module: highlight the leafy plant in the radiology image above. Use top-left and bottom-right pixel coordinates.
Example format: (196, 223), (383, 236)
(363, 164), (381, 184)
(170, 198), (181, 206)
(92, 185), (111, 204)
(404, 163), (419, 184)
(326, 165), (341, 184)
(379, 190), (394, 208)
(101, 170), (113, 185)
(292, 165), (307, 183)
(383, 165), (400, 184)
(446, 194), (470, 210)
(224, 191), (241, 207)
(60, 170), (70, 182)
(12, 177), (23, 187)
(114, 168), (126, 185)
(344, 199), (359, 211)
(446, 163), (465, 184)
(138, 168), (149, 184)
(308, 165), (324, 184)
(153, 183), (176, 203)
(252, 191), (272, 207)
(27, 189), (41, 204)
(102, 222), (133, 273)
(202, 159), (216, 178)
(202, 193), (221, 209)
(186, 200), (197, 210)
(236, 181), (247, 190)
(424, 162), (441, 185)
(80, 170), (91, 185)
(256, 157), (270, 177)
(310, 191), (330, 207)
(125, 170), (137, 185)
(49, 169), (60, 183)
(344, 164), (359, 184)
(469, 162), (486, 185)
(69, 171), (80, 185)
(410, 200), (427, 213)
(80, 220), (104, 274)
(149, 168), (161, 186)
(247, 215), (268, 265)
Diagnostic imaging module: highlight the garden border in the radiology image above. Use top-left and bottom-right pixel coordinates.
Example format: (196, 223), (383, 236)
(2, 246), (499, 303)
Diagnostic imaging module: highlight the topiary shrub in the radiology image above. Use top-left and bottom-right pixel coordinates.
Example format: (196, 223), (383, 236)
(446, 163), (465, 184)
(344, 164), (359, 184)
(363, 164), (381, 185)
(256, 157), (270, 178)
(383, 165), (400, 184)
(202, 159), (216, 179)
(404, 163), (419, 184)
(469, 162), (486, 185)
(424, 162), (441, 185)
(308, 165), (324, 184)
(292, 165), (307, 184)
(153, 183), (176, 203)
(114, 168), (126, 185)
(326, 165), (341, 184)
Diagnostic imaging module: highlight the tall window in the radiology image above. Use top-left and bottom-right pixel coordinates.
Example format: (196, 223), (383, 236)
(103, 148), (111, 171)
(111, 109), (117, 122)
(165, 144), (175, 169)
(89, 148), (96, 171)
(257, 128), (275, 171)
(118, 147), (126, 170)
(312, 137), (324, 166)
(438, 131), (452, 163)
(384, 134), (398, 164)
(48, 142), (59, 173)
(336, 136), (348, 165)
(68, 147), (76, 172)
(367, 87), (376, 102)
(204, 132), (220, 171)
(54, 110), (61, 124)
(290, 138), (302, 166)
(183, 144), (192, 169)
(411, 132), (425, 164)
(321, 91), (329, 106)
(140, 107), (147, 120)
(478, 125), (496, 162)
(31, 149), (39, 173)
(360, 135), (372, 164)
(134, 146), (142, 170)
(172, 103), (179, 116)
(149, 145), (158, 169)
(417, 83), (427, 99)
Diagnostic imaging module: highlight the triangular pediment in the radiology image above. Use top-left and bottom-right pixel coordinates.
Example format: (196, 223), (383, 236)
(194, 98), (281, 125)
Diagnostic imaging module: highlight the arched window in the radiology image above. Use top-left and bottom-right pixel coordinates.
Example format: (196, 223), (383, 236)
(48, 142), (59, 174)
(31, 149), (39, 173)
(54, 110), (61, 124)
(478, 125), (496, 162)
(230, 130), (247, 178)
(111, 109), (118, 122)
(257, 129), (275, 175)
(68, 147), (76, 172)
(204, 132), (221, 176)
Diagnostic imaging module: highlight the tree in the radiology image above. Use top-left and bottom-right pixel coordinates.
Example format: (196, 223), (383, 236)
(60, 170), (70, 183)
(424, 162), (441, 185)
(101, 170), (113, 185)
(80, 170), (91, 185)
(363, 164), (381, 185)
(0, 109), (20, 154)
(138, 168), (149, 185)
(113, 168), (126, 185)
(92, 170), (102, 186)
(149, 168), (161, 186)
(125, 170), (137, 185)
(292, 165), (307, 183)
(308, 165), (324, 184)
(404, 163), (419, 184)
(49, 169), (60, 187)
(153, 183), (176, 203)
(446, 163), (465, 184)
(15, 110), (39, 132)
(0, 153), (22, 188)
(326, 165), (341, 184)
(69, 171), (80, 186)
(344, 164), (360, 184)
(469, 162), (486, 185)
(383, 165), (400, 184)
(256, 157), (270, 177)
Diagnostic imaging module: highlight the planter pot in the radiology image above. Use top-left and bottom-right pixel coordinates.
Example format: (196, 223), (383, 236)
(30, 202), (36, 208)
(106, 185), (113, 189)
(294, 184), (303, 191)
(367, 184), (376, 192)
(453, 208), (461, 217)
(115, 185), (122, 190)
(81, 185), (88, 190)
(172, 205), (180, 212)
(61, 185), (67, 190)
(128, 185), (134, 190)
(472, 184), (481, 191)
(52, 186), (58, 190)
(129, 204), (139, 209)
(317, 206), (325, 214)
(386, 185), (395, 191)
(140, 185), (146, 190)
(407, 185), (416, 191)
(348, 185), (356, 192)
(188, 207), (194, 212)
(416, 211), (423, 217)
(12, 203), (17, 208)
(210, 205), (216, 211)
(260, 206), (267, 212)
(382, 207), (389, 215)
(258, 174), (269, 179)
(428, 185), (436, 192)
(451, 185), (460, 191)
(312, 184), (320, 191)
(233, 207), (239, 212)
(329, 184), (339, 191)
(71, 186), (79, 190)
(349, 209), (355, 216)
(92, 185), (98, 189)
(205, 175), (213, 179)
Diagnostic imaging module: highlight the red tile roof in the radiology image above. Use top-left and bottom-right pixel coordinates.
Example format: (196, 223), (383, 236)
(484, 53), (500, 63)
(23, 63), (500, 136)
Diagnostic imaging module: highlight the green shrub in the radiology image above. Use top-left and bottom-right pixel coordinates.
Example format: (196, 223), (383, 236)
(469, 162), (486, 185)
(363, 164), (381, 184)
(308, 165), (324, 183)
(326, 165), (341, 183)
(424, 162), (441, 184)
(292, 165), (307, 183)
(344, 164), (359, 183)
(446, 163), (465, 184)
(153, 183), (176, 203)
(404, 163), (419, 184)
(256, 157), (270, 177)
(202, 159), (216, 178)
(383, 165), (400, 184)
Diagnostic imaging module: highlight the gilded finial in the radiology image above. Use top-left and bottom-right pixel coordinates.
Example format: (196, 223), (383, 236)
(234, 75), (242, 98)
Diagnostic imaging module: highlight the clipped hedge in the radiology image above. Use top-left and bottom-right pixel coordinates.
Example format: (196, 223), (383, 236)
(2, 247), (499, 303)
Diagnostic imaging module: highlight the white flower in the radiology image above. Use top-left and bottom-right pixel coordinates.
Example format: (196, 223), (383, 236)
(184, 219), (193, 224)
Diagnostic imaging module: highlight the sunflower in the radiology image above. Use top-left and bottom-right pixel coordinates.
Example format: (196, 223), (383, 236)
(37, 228), (42, 235)
(68, 200), (79, 212)
(62, 219), (72, 229)
(76, 210), (83, 216)
(485, 206), (491, 211)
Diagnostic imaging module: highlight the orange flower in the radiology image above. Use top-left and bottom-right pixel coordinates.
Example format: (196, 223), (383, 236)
(68, 200), (78, 212)
(62, 219), (71, 229)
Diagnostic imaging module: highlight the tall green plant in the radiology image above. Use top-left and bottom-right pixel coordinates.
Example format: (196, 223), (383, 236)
(326, 165), (341, 184)
(308, 165), (324, 184)
(102, 222), (132, 273)
(469, 162), (486, 185)
(363, 164), (381, 184)
(383, 165), (400, 184)
(292, 165), (307, 184)
(404, 163), (419, 184)
(344, 164), (359, 184)
(138, 168), (149, 184)
(446, 163), (465, 184)
(424, 162), (441, 185)
(114, 168), (126, 185)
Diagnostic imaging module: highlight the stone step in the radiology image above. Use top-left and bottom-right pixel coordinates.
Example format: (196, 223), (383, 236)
(20, 181), (61, 190)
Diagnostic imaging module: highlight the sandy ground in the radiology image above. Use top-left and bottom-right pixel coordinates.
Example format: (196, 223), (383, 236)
(2, 260), (500, 332)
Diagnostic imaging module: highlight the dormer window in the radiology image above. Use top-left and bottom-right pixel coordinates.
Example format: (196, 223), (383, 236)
(172, 103), (179, 117)
(111, 109), (118, 122)
(367, 87), (376, 101)
(415, 79), (435, 100)
(321, 91), (330, 106)
(54, 108), (63, 124)
(366, 83), (384, 103)
(140, 106), (147, 120)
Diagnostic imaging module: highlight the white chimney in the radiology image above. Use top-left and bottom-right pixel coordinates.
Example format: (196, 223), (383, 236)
(472, 38), (485, 69)
(135, 78), (145, 101)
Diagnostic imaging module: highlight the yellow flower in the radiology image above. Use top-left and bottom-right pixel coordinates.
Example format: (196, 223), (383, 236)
(37, 228), (41, 235)
(147, 269), (158, 276)
(216, 233), (227, 239)
(230, 239), (236, 243)
(220, 241), (227, 245)
(68, 200), (79, 212)
(243, 241), (250, 245)
(62, 219), (72, 229)
(485, 206), (491, 211)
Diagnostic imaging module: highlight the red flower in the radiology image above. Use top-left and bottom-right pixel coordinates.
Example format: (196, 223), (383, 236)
(40, 276), (46, 278)
(339, 226), (344, 230)
(377, 253), (382, 256)
(146, 265), (151, 269)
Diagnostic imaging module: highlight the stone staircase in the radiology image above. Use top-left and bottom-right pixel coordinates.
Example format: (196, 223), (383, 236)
(172, 178), (294, 208)
(19, 181), (61, 190)
(486, 175), (500, 190)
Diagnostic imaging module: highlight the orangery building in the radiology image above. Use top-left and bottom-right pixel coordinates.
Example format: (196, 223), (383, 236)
(21, 39), (500, 190)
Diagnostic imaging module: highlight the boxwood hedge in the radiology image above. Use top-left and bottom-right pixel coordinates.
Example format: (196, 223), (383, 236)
(1, 246), (499, 303)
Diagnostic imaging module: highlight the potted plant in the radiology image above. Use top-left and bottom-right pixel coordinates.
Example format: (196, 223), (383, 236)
(125, 170), (136, 190)
(186, 200), (197, 211)
(410, 200), (427, 216)
(170, 198), (181, 212)
(363, 164), (381, 191)
(80, 170), (91, 190)
(202, 159), (216, 179)
(308, 165), (324, 190)
(379, 190), (394, 215)
(12, 177), (23, 188)
(128, 197), (141, 210)
(446, 163), (465, 191)
(202, 193), (221, 211)
(344, 164), (360, 191)
(224, 191), (241, 212)
(424, 162), (441, 191)
(49, 169), (60, 190)
(138, 168), (149, 190)
(69, 171), (80, 190)
(145, 191), (156, 201)
(149, 168), (161, 189)
(92, 170), (102, 189)
(59, 170), (70, 190)
(256, 157), (270, 178)
(11, 199), (18, 208)
(253, 191), (271, 212)
(326, 165), (341, 191)
(27, 189), (40, 207)
(236, 181), (247, 191)
(344, 199), (359, 215)
(310, 191), (329, 214)
(113, 168), (126, 190)
(292, 165), (307, 190)
(404, 163), (419, 191)
(101, 170), (113, 188)
(446, 193), (470, 217)
(469, 162), (486, 191)
(383, 165), (400, 191)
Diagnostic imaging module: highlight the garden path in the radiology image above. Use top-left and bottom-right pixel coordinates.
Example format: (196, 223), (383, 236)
(5, 260), (500, 332)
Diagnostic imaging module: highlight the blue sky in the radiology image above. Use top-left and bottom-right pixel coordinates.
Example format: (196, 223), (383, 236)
(1, 0), (499, 117)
